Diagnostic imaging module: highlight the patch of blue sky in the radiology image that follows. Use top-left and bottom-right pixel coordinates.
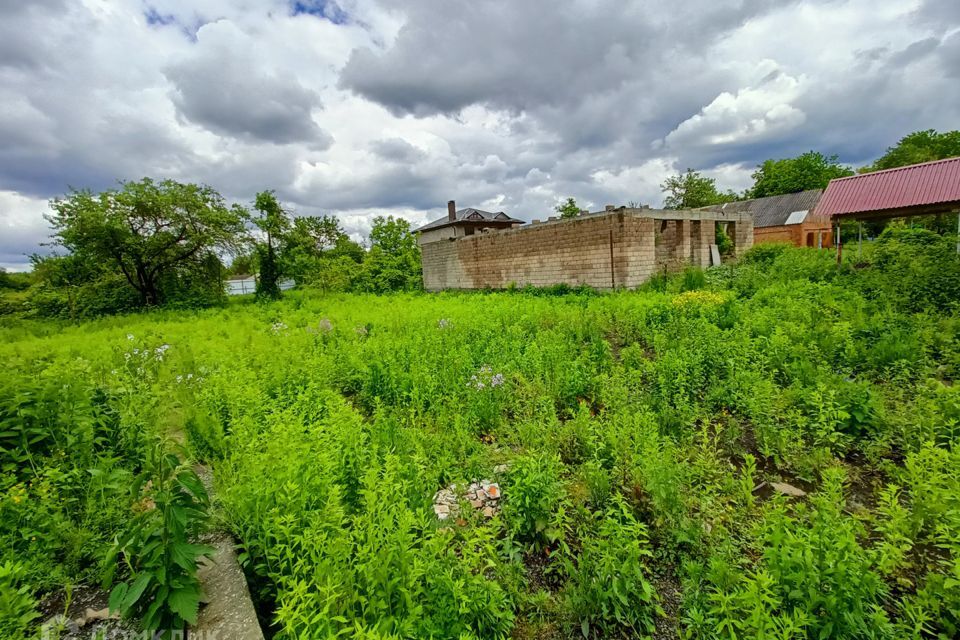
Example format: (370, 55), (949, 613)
(290, 0), (349, 25)
(144, 7), (177, 27)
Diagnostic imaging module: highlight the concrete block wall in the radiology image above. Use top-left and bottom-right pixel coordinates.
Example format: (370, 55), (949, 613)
(420, 208), (752, 291)
(733, 218), (754, 256)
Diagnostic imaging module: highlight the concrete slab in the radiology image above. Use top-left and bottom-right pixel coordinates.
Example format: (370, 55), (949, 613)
(191, 533), (264, 640)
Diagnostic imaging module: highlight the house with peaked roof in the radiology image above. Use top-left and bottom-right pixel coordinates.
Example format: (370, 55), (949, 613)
(699, 189), (833, 248)
(415, 200), (525, 245)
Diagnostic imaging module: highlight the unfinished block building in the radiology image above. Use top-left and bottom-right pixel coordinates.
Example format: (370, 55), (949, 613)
(416, 201), (753, 291)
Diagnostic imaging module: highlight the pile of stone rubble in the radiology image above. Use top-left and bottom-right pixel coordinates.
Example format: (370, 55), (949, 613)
(433, 479), (502, 521)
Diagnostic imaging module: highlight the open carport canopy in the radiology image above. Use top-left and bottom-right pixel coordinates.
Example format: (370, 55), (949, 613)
(815, 157), (960, 221)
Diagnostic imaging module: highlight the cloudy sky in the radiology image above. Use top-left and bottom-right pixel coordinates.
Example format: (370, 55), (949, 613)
(1, 0), (958, 270)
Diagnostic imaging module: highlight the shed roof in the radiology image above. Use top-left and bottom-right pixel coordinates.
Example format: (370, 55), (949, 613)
(698, 189), (824, 228)
(415, 207), (524, 233)
(815, 156), (960, 218)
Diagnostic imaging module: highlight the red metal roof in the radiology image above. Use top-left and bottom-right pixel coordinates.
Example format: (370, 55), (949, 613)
(815, 156), (960, 218)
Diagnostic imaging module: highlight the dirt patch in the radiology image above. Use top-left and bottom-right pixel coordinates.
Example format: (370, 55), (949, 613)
(524, 549), (564, 594)
(38, 584), (141, 640)
(652, 567), (683, 640)
(841, 452), (886, 513)
(604, 332), (623, 362)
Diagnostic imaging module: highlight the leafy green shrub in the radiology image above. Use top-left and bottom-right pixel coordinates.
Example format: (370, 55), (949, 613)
(741, 242), (789, 266)
(420, 525), (517, 639)
(580, 460), (612, 508)
(0, 562), (40, 640)
(680, 267), (707, 291)
(715, 224), (734, 257)
(504, 453), (564, 546)
(106, 445), (212, 635)
(865, 226), (960, 312)
(876, 444), (960, 637)
(563, 494), (658, 638)
(699, 469), (891, 639)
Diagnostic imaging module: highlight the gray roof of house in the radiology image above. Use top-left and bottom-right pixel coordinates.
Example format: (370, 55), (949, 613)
(415, 208), (525, 233)
(699, 189), (824, 228)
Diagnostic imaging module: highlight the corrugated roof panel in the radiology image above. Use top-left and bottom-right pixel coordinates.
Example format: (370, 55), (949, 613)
(697, 189), (823, 228)
(815, 156), (960, 217)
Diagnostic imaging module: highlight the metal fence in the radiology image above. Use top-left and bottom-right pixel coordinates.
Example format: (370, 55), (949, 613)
(225, 277), (295, 296)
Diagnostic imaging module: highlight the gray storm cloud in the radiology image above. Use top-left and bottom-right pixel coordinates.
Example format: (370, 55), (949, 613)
(0, 0), (957, 268)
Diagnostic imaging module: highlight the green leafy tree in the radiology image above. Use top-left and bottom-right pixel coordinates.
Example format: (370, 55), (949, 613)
(46, 178), (248, 307)
(865, 129), (960, 171)
(749, 151), (853, 198)
(369, 215), (418, 256)
(228, 252), (256, 276)
(280, 215), (365, 288)
(355, 216), (422, 292)
(555, 197), (581, 219)
(0, 268), (30, 292)
(287, 215), (347, 254)
(252, 190), (291, 300)
(661, 170), (739, 209)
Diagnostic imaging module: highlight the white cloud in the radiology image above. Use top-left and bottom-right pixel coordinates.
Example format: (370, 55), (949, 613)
(0, 191), (51, 271)
(664, 65), (807, 150)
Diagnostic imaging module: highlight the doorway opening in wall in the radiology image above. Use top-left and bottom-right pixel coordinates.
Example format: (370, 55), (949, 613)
(806, 232), (815, 247)
(716, 223), (733, 257)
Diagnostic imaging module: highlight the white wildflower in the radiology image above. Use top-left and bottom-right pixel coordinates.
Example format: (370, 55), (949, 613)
(467, 365), (505, 391)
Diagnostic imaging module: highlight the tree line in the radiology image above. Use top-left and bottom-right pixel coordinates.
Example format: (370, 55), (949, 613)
(549, 129), (960, 217)
(659, 128), (960, 209)
(4, 128), (957, 318)
(0, 180), (422, 318)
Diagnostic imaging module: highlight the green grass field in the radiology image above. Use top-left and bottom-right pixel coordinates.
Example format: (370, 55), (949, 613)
(2, 234), (960, 639)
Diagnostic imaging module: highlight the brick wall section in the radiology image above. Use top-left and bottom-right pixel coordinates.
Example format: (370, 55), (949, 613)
(421, 208), (751, 291)
(754, 221), (832, 247)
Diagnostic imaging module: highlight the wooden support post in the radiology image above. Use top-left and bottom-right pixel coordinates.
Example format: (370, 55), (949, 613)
(858, 221), (863, 259)
(956, 209), (959, 256)
(836, 223), (842, 265)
